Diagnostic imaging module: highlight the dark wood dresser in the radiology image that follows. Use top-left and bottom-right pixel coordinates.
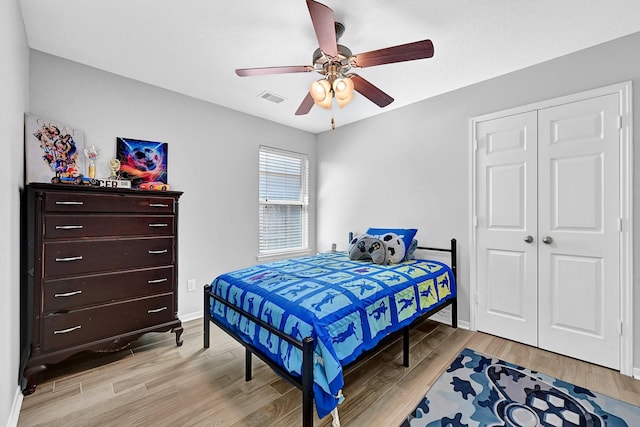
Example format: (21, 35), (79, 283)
(22, 183), (183, 394)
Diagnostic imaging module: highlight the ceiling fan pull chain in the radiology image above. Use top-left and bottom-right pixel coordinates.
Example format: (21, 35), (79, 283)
(331, 107), (335, 130)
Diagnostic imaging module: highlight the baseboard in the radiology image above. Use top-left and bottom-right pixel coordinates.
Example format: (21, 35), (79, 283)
(179, 310), (203, 323)
(633, 367), (640, 380)
(6, 386), (23, 427)
(430, 310), (470, 330)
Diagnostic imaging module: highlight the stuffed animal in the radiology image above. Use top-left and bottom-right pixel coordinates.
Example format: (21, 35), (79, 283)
(348, 234), (388, 264)
(381, 232), (406, 264)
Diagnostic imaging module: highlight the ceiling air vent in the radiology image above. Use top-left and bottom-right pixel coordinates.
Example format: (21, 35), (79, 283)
(258, 91), (286, 104)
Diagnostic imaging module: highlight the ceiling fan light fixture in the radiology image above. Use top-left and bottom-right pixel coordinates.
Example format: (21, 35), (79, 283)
(333, 77), (354, 108)
(310, 79), (333, 108)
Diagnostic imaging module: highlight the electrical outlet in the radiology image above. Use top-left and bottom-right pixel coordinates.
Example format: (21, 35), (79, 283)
(187, 279), (197, 292)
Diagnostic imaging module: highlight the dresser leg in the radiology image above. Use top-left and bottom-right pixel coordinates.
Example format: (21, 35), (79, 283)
(173, 326), (184, 347)
(22, 364), (47, 395)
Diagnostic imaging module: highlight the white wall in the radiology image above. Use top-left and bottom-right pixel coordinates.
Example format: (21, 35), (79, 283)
(317, 31), (640, 367)
(28, 50), (317, 320)
(0, 0), (29, 425)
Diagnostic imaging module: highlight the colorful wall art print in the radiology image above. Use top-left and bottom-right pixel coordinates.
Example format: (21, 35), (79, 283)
(116, 137), (168, 188)
(24, 113), (85, 184)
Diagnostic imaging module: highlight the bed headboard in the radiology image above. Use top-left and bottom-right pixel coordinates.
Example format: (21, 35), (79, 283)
(417, 239), (457, 281)
(347, 231), (457, 281)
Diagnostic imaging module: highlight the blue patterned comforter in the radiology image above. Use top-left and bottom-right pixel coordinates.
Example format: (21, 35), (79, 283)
(209, 251), (456, 419)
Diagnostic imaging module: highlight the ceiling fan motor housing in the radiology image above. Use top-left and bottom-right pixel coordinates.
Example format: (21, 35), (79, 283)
(312, 43), (353, 77)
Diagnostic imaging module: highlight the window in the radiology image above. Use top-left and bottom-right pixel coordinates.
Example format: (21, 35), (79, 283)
(259, 146), (309, 257)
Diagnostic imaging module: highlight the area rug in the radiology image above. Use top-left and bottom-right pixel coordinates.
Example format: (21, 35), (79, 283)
(401, 348), (640, 426)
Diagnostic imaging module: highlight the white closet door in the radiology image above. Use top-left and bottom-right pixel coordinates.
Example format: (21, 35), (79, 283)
(475, 111), (538, 346)
(537, 93), (620, 369)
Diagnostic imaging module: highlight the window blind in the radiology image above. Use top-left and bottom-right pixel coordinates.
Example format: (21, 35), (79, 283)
(259, 146), (309, 255)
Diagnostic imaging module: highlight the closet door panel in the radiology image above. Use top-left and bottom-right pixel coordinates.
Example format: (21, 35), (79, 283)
(475, 111), (538, 346)
(537, 93), (620, 369)
(549, 254), (604, 335)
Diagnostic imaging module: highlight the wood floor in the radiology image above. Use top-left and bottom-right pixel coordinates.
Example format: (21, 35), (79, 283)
(18, 318), (640, 427)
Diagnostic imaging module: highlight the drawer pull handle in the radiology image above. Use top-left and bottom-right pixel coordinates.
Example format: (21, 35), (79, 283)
(54, 325), (82, 335)
(55, 256), (83, 262)
(148, 223), (169, 228)
(148, 249), (168, 255)
(54, 290), (83, 298)
(147, 278), (168, 284)
(55, 201), (84, 205)
(148, 307), (168, 314)
(55, 225), (84, 230)
(149, 203), (169, 208)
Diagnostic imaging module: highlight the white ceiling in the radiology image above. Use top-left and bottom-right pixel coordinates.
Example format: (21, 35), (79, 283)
(19, 0), (640, 134)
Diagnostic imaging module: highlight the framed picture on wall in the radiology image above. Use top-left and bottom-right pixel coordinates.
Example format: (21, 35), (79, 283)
(24, 113), (85, 184)
(116, 137), (168, 189)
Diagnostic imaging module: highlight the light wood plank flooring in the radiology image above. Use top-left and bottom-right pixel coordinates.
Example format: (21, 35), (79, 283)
(18, 318), (640, 426)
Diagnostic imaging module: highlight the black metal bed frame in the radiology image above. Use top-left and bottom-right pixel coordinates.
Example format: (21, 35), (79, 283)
(204, 238), (457, 427)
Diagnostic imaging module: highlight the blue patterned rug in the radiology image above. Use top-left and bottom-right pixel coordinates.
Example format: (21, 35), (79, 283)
(401, 348), (640, 427)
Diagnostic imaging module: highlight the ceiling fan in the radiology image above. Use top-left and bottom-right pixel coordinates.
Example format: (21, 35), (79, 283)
(235, 0), (435, 116)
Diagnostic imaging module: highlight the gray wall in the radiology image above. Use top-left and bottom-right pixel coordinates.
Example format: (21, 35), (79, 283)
(28, 51), (317, 323)
(316, 31), (640, 367)
(1, 0), (29, 424)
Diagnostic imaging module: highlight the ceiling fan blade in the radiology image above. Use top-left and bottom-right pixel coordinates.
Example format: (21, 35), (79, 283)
(351, 40), (434, 68)
(306, 0), (338, 58)
(295, 92), (315, 115)
(350, 74), (394, 108)
(236, 65), (313, 77)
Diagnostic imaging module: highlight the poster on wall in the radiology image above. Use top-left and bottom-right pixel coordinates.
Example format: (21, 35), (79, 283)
(116, 137), (168, 189)
(24, 113), (85, 184)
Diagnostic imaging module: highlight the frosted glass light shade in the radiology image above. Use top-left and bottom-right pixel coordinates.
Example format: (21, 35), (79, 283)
(310, 79), (333, 109)
(333, 77), (354, 108)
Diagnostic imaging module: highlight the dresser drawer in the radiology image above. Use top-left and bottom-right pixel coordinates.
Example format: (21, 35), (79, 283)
(44, 192), (175, 214)
(44, 237), (174, 278)
(42, 294), (175, 351)
(43, 266), (175, 313)
(45, 215), (175, 239)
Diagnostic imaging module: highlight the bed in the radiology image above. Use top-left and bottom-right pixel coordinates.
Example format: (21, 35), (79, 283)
(203, 238), (457, 426)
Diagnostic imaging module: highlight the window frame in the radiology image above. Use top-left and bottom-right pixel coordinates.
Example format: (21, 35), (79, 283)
(258, 145), (310, 261)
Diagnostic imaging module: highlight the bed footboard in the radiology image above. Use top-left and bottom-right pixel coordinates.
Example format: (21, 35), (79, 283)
(204, 284), (315, 426)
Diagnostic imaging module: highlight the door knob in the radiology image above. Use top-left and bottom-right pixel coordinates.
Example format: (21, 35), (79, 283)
(542, 236), (553, 244)
(524, 235), (533, 243)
